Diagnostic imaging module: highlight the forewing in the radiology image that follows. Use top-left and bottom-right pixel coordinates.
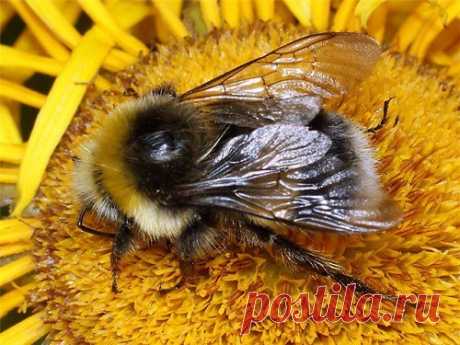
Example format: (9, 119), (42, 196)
(175, 124), (399, 233)
(180, 32), (381, 127)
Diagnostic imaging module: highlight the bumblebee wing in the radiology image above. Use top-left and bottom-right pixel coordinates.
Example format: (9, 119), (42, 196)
(175, 121), (400, 233)
(180, 32), (381, 127)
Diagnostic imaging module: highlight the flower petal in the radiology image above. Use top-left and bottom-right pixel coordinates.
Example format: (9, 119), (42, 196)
(0, 168), (19, 184)
(25, 0), (81, 48)
(255, 0), (275, 21)
(355, 0), (387, 27)
(0, 45), (63, 76)
(12, 29), (112, 215)
(0, 256), (35, 286)
(221, 0), (240, 28)
(0, 79), (47, 108)
(0, 311), (49, 345)
(0, 143), (25, 164)
(10, 0), (153, 215)
(0, 283), (35, 318)
(0, 2), (15, 30)
(200, 0), (222, 29)
(240, 0), (254, 23)
(0, 243), (33, 258)
(153, 0), (189, 38)
(410, 1), (460, 58)
(311, 0), (330, 31)
(77, 0), (148, 56)
(332, 0), (357, 31)
(0, 103), (22, 144)
(282, 0), (311, 27)
(0, 219), (34, 244)
(10, 0), (70, 60)
(367, 3), (387, 43)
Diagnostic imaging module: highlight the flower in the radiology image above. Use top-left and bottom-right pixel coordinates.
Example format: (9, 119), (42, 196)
(1, 1), (459, 344)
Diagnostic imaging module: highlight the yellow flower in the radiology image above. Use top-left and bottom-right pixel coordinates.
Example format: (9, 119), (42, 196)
(0, 1), (459, 344)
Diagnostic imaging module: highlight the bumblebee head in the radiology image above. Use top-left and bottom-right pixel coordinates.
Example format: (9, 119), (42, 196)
(124, 104), (195, 191)
(73, 91), (202, 225)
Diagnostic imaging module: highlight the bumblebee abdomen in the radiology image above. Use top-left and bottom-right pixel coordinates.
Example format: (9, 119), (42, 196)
(290, 110), (401, 232)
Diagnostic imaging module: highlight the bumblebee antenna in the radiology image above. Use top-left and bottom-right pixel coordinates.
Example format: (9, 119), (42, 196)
(77, 207), (115, 238)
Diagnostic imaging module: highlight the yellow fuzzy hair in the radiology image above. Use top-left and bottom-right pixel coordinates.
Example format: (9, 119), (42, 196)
(74, 92), (196, 239)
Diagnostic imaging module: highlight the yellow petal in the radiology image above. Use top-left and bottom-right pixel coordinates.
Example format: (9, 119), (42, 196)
(0, 103), (22, 144)
(392, 1), (445, 52)
(0, 78), (47, 108)
(240, 0), (254, 23)
(0, 311), (49, 345)
(54, 0), (81, 21)
(0, 219), (34, 244)
(12, 29), (113, 216)
(274, 2), (296, 24)
(153, 13), (175, 43)
(0, 45), (63, 76)
(282, 0), (311, 27)
(429, 51), (453, 66)
(10, 0), (70, 61)
(448, 62), (460, 76)
(346, 12), (362, 31)
(153, 0), (189, 38)
(255, 0), (275, 21)
(103, 49), (138, 72)
(367, 3), (387, 43)
(152, 0), (184, 43)
(94, 76), (112, 90)
(0, 33), (44, 84)
(107, 0), (152, 29)
(8, 0), (152, 215)
(23, 0), (138, 72)
(25, 0), (81, 48)
(332, 0), (358, 31)
(77, 0), (148, 56)
(101, 0), (151, 71)
(0, 50), (109, 92)
(426, 20), (460, 64)
(0, 0), (79, 83)
(182, 1), (208, 36)
(104, 1), (151, 66)
(4, 101), (21, 124)
(221, 0), (240, 28)
(0, 2), (15, 29)
(0, 143), (26, 164)
(200, 0), (222, 29)
(355, 0), (387, 27)
(169, 0), (183, 15)
(12, 30), (42, 55)
(0, 167), (19, 184)
(311, 0), (330, 31)
(0, 243), (33, 258)
(0, 255), (35, 287)
(0, 283), (36, 318)
(410, 1), (460, 59)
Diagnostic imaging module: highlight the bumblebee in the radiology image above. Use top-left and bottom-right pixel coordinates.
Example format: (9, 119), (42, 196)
(74, 32), (401, 296)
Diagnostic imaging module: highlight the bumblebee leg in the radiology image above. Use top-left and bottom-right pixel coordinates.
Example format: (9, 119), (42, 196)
(170, 219), (227, 289)
(367, 97), (394, 133)
(176, 219), (225, 262)
(77, 207), (115, 238)
(111, 218), (135, 293)
(242, 222), (396, 301)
